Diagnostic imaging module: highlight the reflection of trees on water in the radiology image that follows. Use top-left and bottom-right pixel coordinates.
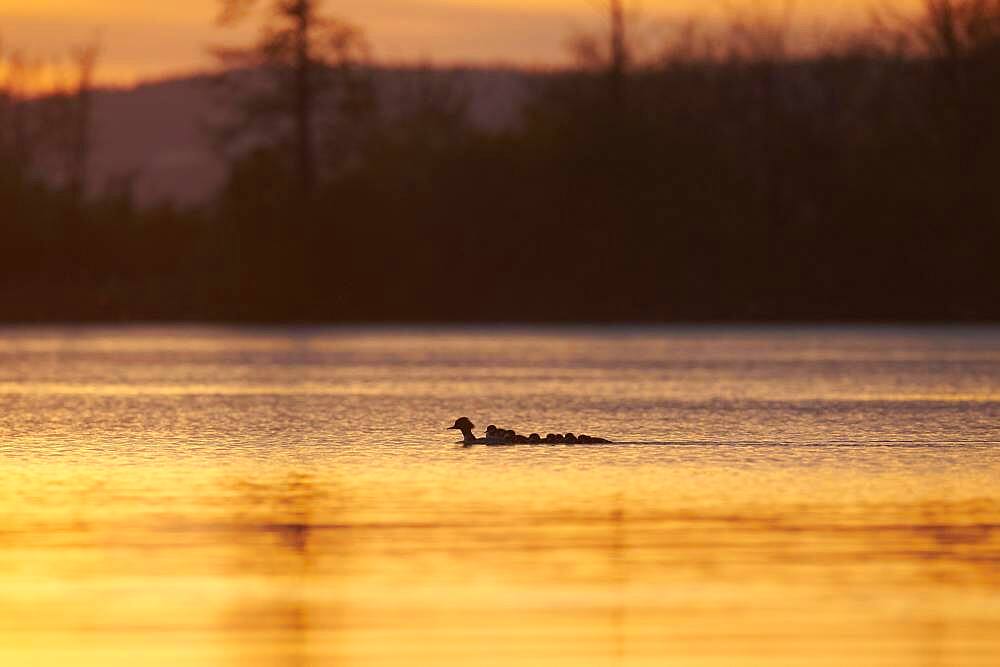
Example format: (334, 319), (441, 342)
(221, 471), (345, 667)
(608, 492), (627, 665)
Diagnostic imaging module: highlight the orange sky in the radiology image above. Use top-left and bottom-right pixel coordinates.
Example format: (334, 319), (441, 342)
(1, 0), (921, 87)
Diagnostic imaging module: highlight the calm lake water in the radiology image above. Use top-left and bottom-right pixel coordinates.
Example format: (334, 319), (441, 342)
(1, 326), (999, 666)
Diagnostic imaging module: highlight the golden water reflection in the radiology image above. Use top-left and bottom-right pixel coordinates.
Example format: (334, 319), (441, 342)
(1, 326), (998, 665)
(2, 458), (998, 667)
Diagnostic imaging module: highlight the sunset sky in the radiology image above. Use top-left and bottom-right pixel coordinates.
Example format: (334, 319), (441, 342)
(2, 0), (920, 87)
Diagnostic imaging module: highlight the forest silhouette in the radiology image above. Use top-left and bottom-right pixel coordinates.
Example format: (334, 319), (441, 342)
(1, 0), (998, 322)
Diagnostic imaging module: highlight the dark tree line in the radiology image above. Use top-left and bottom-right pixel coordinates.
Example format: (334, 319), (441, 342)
(1, 0), (998, 322)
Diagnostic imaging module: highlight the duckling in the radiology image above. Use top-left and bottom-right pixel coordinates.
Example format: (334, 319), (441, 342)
(487, 425), (515, 445)
(528, 433), (541, 444)
(564, 432), (578, 444)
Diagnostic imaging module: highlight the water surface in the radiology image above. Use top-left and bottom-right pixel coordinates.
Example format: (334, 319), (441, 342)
(1, 326), (998, 666)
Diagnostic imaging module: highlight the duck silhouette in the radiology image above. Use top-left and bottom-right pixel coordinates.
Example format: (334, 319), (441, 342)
(449, 417), (509, 445)
(448, 417), (612, 445)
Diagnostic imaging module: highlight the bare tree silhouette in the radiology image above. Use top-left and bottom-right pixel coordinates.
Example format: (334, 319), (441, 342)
(215, 0), (369, 198)
(66, 42), (99, 207)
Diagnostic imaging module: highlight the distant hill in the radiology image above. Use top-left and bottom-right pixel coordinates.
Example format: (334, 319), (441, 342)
(79, 67), (535, 206)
